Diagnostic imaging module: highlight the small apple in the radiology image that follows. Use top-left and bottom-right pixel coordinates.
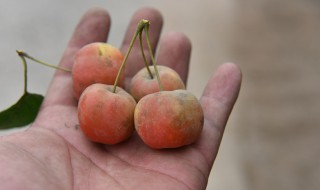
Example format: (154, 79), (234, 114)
(129, 65), (185, 101)
(78, 83), (136, 144)
(72, 42), (124, 100)
(134, 89), (204, 149)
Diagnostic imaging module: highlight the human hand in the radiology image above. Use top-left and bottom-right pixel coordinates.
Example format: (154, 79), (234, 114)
(0, 7), (241, 190)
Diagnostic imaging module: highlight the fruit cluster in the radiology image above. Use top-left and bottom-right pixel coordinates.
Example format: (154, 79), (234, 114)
(73, 20), (204, 149)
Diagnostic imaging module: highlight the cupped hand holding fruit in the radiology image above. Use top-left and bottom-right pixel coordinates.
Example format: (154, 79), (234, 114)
(75, 18), (201, 148)
(0, 8), (242, 190)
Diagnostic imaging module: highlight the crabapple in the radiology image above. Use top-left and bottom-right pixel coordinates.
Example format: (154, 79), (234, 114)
(72, 42), (124, 100)
(129, 65), (185, 102)
(78, 83), (136, 144)
(134, 89), (204, 149)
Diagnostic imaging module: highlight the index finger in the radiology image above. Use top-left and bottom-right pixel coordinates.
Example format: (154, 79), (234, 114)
(41, 8), (111, 108)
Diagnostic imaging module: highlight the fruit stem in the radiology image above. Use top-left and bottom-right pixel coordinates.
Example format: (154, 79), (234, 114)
(144, 24), (163, 91)
(16, 50), (71, 72)
(139, 31), (153, 79)
(113, 19), (149, 93)
(16, 51), (28, 94)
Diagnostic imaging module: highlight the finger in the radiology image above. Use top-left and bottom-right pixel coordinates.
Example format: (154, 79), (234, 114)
(197, 63), (242, 165)
(156, 32), (191, 85)
(41, 8), (111, 107)
(121, 7), (163, 88)
(60, 8), (111, 69)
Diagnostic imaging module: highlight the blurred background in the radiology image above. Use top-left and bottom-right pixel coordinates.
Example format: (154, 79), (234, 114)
(1, 0), (319, 189)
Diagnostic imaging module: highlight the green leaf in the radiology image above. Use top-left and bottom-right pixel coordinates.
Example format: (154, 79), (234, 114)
(0, 92), (44, 129)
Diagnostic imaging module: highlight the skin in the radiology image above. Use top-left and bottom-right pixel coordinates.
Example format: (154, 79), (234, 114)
(78, 84), (136, 144)
(135, 90), (204, 149)
(72, 42), (124, 100)
(130, 65), (186, 101)
(0, 7), (242, 190)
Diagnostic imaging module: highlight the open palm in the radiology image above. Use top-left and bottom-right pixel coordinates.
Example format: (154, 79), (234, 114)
(0, 8), (241, 190)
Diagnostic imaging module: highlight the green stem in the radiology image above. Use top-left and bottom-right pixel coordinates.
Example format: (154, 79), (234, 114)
(16, 50), (71, 72)
(17, 51), (28, 94)
(139, 31), (153, 79)
(144, 24), (163, 91)
(113, 19), (149, 93)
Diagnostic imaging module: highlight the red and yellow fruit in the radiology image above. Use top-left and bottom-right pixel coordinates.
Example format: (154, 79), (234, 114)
(130, 65), (185, 101)
(75, 19), (203, 149)
(78, 83), (136, 144)
(72, 42), (124, 100)
(134, 90), (204, 149)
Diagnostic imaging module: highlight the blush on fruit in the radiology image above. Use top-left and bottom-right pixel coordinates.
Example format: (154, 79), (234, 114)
(134, 89), (204, 149)
(72, 42), (124, 100)
(129, 65), (185, 102)
(78, 83), (136, 144)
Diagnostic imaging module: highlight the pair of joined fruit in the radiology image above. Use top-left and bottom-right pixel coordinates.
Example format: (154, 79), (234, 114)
(73, 20), (204, 149)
